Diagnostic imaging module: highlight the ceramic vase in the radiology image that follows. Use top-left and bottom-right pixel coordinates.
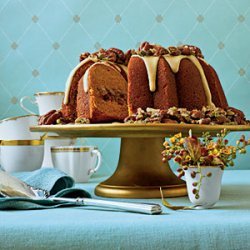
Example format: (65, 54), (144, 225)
(185, 166), (223, 209)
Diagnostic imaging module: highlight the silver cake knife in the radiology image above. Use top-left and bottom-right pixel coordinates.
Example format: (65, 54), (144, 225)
(0, 170), (162, 215)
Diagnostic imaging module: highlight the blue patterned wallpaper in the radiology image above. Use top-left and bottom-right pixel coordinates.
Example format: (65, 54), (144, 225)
(0, 0), (249, 173)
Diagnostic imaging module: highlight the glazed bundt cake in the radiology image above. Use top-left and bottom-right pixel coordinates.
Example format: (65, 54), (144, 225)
(39, 42), (247, 125)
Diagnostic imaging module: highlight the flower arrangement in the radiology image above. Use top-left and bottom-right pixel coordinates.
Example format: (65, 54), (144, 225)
(162, 129), (250, 199)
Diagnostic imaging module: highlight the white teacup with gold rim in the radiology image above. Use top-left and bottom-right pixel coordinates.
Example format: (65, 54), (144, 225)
(0, 139), (44, 172)
(20, 91), (64, 115)
(51, 146), (102, 183)
(42, 136), (76, 168)
(0, 115), (41, 140)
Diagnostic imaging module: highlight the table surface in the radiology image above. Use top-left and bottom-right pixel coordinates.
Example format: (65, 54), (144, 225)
(0, 170), (250, 250)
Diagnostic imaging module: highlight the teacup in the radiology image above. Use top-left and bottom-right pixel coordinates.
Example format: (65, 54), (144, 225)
(42, 136), (76, 168)
(20, 91), (64, 115)
(51, 146), (102, 183)
(0, 115), (41, 140)
(0, 139), (44, 172)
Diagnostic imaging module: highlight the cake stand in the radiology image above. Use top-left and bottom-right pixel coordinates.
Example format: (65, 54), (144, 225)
(31, 124), (250, 198)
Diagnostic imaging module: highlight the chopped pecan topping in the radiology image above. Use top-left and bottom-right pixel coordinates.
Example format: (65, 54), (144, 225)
(198, 118), (211, 125)
(97, 86), (127, 105)
(80, 42), (205, 66)
(79, 47), (128, 65)
(168, 46), (181, 56)
(75, 117), (90, 124)
(178, 45), (204, 58)
(191, 110), (205, 119)
(108, 48), (125, 63)
(125, 106), (248, 125)
(134, 41), (204, 58)
(137, 41), (168, 56)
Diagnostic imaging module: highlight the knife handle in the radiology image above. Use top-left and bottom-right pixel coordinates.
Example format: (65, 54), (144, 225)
(52, 197), (162, 215)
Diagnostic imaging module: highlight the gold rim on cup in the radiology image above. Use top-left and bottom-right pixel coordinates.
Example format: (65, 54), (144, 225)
(1, 139), (44, 146)
(51, 146), (98, 153)
(34, 92), (64, 96)
(0, 114), (39, 123)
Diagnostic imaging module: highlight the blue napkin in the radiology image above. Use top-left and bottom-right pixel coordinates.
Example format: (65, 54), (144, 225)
(13, 168), (75, 195)
(0, 168), (91, 210)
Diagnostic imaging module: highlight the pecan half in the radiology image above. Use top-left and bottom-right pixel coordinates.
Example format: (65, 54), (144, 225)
(79, 52), (90, 62)
(124, 49), (133, 65)
(38, 110), (63, 125)
(108, 48), (125, 63)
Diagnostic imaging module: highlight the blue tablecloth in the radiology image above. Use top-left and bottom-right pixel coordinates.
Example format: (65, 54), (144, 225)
(0, 170), (249, 250)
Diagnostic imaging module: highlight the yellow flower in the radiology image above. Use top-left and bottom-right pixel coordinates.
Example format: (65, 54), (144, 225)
(170, 137), (176, 143)
(179, 138), (185, 144)
(221, 148), (232, 155)
(174, 133), (182, 139)
(212, 149), (219, 155)
(185, 155), (191, 161)
(207, 142), (215, 150)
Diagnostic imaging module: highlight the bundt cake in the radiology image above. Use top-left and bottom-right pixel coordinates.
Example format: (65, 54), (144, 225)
(61, 48), (129, 123)
(38, 42), (248, 125)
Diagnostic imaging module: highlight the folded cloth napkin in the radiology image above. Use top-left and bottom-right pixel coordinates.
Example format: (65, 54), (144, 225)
(13, 168), (75, 195)
(0, 168), (91, 210)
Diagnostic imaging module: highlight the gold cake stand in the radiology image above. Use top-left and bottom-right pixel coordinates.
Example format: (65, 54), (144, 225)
(31, 124), (250, 198)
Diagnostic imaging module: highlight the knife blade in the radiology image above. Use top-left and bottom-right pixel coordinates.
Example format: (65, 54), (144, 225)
(0, 170), (37, 198)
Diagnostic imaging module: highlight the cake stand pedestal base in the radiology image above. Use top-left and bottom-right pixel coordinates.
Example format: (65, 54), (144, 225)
(95, 137), (187, 198)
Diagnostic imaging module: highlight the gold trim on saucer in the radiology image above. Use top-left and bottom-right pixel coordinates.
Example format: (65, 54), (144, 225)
(34, 92), (64, 96)
(51, 146), (97, 153)
(1, 140), (44, 146)
(0, 114), (39, 123)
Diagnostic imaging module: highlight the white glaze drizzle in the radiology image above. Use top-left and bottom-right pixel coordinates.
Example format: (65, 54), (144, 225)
(163, 55), (214, 107)
(132, 54), (215, 107)
(132, 55), (160, 92)
(63, 57), (97, 104)
(64, 57), (127, 103)
(82, 65), (92, 93)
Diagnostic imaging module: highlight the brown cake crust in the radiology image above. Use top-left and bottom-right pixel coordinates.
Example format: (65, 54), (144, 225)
(77, 63), (128, 123)
(77, 77), (91, 121)
(61, 60), (94, 121)
(127, 56), (153, 114)
(176, 58), (207, 110)
(153, 57), (178, 109)
(198, 59), (228, 108)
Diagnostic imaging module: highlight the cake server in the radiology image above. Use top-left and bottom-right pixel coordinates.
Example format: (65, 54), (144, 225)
(0, 170), (162, 215)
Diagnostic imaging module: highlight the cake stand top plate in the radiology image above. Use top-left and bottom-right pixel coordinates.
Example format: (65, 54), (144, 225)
(30, 123), (250, 138)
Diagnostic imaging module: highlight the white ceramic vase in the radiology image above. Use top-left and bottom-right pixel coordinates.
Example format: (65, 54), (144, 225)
(185, 166), (223, 209)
